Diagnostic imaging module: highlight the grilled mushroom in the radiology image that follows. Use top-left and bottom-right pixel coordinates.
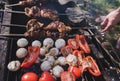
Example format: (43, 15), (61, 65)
(55, 38), (66, 49)
(52, 65), (64, 77)
(7, 60), (21, 71)
(16, 48), (28, 58)
(32, 40), (41, 47)
(17, 38), (28, 47)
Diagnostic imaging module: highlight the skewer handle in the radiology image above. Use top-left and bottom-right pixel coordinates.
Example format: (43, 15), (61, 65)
(0, 34), (24, 37)
(0, 9), (25, 14)
(0, 23), (26, 28)
(5, 3), (20, 7)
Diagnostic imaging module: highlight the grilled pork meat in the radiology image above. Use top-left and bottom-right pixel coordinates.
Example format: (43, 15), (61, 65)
(25, 6), (59, 20)
(24, 19), (71, 37)
(24, 19), (44, 37)
(44, 21), (72, 32)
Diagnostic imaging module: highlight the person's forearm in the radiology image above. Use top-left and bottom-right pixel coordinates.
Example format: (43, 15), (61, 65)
(116, 7), (120, 14)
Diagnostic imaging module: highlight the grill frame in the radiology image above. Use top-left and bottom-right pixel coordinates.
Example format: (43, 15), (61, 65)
(1, 0), (120, 81)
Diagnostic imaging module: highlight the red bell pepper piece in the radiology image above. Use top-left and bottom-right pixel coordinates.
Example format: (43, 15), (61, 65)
(61, 45), (73, 57)
(86, 56), (101, 76)
(73, 50), (85, 65)
(21, 46), (40, 68)
(68, 38), (79, 50)
(76, 34), (90, 54)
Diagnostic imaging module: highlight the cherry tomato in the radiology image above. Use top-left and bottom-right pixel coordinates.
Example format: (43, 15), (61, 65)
(61, 71), (75, 81)
(68, 39), (79, 50)
(39, 71), (55, 81)
(21, 46), (40, 68)
(68, 66), (81, 78)
(21, 72), (38, 81)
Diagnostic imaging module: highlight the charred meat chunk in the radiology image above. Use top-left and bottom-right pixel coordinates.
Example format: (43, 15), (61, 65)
(24, 6), (59, 20)
(44, 21), (71, 32)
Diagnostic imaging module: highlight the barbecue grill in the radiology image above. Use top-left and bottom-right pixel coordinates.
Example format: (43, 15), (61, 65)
(0, 0), (120, 81)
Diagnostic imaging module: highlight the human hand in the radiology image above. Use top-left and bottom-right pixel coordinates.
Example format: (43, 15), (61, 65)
(101, 8), (120, 32)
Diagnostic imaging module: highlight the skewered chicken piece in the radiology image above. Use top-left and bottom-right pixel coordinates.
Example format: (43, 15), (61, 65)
(24, 19), (44, 37)
(25, 6), (59, 20)
(24, 19), (71, 37)
(44, 21), (72, 32)
(5, 0), (46, 7)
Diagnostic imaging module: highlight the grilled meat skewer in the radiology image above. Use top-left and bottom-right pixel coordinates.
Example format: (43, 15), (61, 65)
(24, 19), (71, 37)
(5, 0), (46, 7)
(44, 21), (71, 32)
(24, 6), (59, 20)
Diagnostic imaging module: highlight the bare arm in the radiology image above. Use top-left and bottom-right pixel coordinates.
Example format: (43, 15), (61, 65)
(101, 7), (120, 32)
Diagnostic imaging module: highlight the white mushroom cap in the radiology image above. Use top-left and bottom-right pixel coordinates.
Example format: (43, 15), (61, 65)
(57, 56), (66, 65)
(55, 39), (66, 49)
(7, 60), (21, 71)
(40, 61), (51, 71)
(17, 38), (28, 47)
(32, 40), (41, 47)
(16, 48), (27, 58)
(43, 38), (54, 47)
(49, 48), (59, 56)
(52, 65), (64, 77)
(47, 56), (55, 65)
(66, 54), (77, 65)
(40, 47), (47, 56)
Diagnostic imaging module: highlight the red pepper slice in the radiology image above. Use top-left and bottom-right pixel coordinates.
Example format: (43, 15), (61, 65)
(21, 46), (40, 68)
(68, 66), (82, 78)
(73, 50), (85, 66)
(68, 39), (79, 50)
(86, 56), (101, 76)
(76, 34), (90, 54)
(61, 71), (76, 81)
(61, 45), (73, 57)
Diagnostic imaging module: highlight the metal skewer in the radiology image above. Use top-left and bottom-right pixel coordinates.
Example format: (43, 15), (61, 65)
(0, 23), (96, 29)
(5, 3), (20, 7)
(0, 34), (24, 37)
(0, 9), (90, 16)
(0, 10), (25, 14)
(0, 23), (26, 28)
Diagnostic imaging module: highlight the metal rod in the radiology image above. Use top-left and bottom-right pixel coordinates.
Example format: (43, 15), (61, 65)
(0, 10), (25, 14)
(0, 23), (26, 28)
(0, 9), (90, 16)
(0, 23), (96, 29)
(5, 3), (20, 7)
(0, 34), (24, 37)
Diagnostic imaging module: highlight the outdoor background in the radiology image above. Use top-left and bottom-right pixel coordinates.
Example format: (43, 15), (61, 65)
(77, 0), (120, 52)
